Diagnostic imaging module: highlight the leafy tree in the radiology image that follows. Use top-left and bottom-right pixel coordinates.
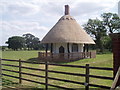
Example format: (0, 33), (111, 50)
(23, 33), (40, 50)
(31, 37), (40, 50)
(101, 13), (120, 33)
(6, 36), (25, 50)
(83, 19), (106, 52)
(102, 36), (112, 51)
(23, 33), (35, 50)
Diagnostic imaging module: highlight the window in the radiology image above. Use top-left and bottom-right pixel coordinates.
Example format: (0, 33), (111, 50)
(72, 44), (78, 52)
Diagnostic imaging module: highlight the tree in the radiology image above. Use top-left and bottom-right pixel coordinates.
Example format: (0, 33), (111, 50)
(102, 36), (112, 51)
(83, 12), (120, 53)
(31, 37), (40, 50)
(23, 33), (35, 50)
(83, 19), (106, 52)
(101, 13), (120, 33)
(23, 33), (40, 50)
(6, 36), (25, 50)
(1, 46), (8, 51)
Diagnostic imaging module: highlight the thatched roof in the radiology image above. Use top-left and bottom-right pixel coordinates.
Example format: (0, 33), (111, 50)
(41, 5), (95, 44)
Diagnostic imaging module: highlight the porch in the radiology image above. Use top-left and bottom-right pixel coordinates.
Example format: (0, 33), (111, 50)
(38, 51), (96, 62)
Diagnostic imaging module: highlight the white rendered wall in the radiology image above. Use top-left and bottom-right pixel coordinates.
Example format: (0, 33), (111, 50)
(53, 43), (67, 53)
(78, 44), (84, 52)
(52, 43), (84, 53)
(69, 43), (72, 53)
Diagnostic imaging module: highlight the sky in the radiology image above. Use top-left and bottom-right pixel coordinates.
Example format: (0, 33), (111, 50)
(0, 0), (119, 46)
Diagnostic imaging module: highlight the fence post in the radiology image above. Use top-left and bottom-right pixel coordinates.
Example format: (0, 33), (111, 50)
(19, 59), (22, 84)
(0, 58), (1, 75)
(45, 61), (48, 90)
(84, 52), (86, 58)
(85, 64), (89, 90)
(90, 52), (91, 58)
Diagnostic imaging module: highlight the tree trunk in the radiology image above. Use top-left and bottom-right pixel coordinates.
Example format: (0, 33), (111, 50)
(96, 37), (104, 53)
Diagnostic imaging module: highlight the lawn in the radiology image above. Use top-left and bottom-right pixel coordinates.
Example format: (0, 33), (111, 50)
(2, 50), (41, 60)
(1, 51), (113, 89)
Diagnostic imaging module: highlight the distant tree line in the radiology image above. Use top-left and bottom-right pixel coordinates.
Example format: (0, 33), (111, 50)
(83, 12), (120, 53)
(6, 33), (44, 50)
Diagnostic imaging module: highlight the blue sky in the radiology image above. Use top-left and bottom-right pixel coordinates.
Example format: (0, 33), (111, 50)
(0, 0), (119, 46)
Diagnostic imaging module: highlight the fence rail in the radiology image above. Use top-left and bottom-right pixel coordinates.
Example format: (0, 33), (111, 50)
(38, 51), (96, 62)
(1, 59), (113, 90)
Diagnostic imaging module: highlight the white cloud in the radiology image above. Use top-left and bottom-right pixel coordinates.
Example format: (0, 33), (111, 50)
(0, 2), (7, 14)
(0, 0), (119, 45)
(0, 21), (49, 45)
(1, 1), (40, 16)
(71, 1), (116, 16)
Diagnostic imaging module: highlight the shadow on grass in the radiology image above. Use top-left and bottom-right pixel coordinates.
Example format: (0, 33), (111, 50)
(27, 58), (41, 63)
(27, 57), (85, 64)
(2, 78), (18, 86)
(2, 78), (42, 90)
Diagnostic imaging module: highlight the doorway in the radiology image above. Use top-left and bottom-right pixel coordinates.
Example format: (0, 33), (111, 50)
(59, 46), (65, 53)
(59, 46), (65, 59)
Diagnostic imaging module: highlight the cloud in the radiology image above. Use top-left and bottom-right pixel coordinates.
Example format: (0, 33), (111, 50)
(0, 21), (49, 45)
(0, 0), (119, 46)
(71, 1), (116, 17)
(0, 2), (7, 14)
(70, 0), (118, 25)
(41, 3), (63, 16)
(1, 1), (40, 16)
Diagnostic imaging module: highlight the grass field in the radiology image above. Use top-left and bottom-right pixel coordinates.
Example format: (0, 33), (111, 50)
(1, 51), (113, 89)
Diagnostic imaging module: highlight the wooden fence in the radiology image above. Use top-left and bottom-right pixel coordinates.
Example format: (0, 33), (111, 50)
(1, 59), (113, 90)
(38, 51), (96, 62)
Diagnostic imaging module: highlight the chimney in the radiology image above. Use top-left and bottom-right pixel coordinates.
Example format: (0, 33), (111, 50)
(65, 5), (70, 15)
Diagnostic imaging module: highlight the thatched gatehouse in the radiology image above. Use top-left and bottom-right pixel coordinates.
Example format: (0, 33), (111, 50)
(38, 5), (96, 62)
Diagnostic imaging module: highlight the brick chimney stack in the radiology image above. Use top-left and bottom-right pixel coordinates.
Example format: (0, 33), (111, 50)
(65, 5), (70, 15)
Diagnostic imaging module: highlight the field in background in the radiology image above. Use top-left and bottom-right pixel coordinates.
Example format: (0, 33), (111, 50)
(2, 51), (113, 89)
(2, 51), (113, 67)
(2, 51), (41, 60)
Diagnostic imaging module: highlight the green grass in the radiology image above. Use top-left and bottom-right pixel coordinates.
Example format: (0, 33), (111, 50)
(1, 51), (113, 89)
(68, 53), (113, 67)
(2, 50), (41, 60)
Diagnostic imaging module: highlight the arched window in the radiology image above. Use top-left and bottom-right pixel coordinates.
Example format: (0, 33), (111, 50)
(72, 44), (78, 52)
(59, 46), (65, 53)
